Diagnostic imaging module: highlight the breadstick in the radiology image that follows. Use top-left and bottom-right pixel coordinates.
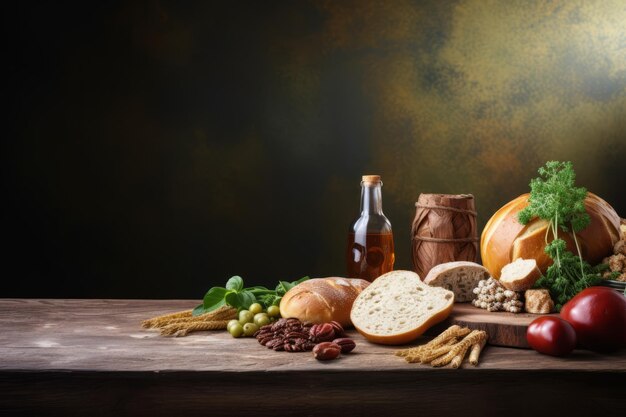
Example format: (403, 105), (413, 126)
(403, 338), (458, 362)
(431, 330), (486, 368)
(395, 326), (489, 369)
(450, 334), (486, 369)
(428, 325), (471, 346)
(399, 338), (442, 360)
(416, 339), (459, 363)
(469, 338), (487, 366)
(450, 353), (465, 369)
(396, 325), (470, 357)
(432, 343), (470, 368)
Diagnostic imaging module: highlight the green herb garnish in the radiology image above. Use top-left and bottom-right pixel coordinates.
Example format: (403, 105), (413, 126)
(517, 161), (603, 310)
(192, 275), (309, 316)
(534, 240), (603, 310)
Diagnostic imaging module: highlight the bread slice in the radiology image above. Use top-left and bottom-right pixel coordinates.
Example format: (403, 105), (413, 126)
(499, 258), (542, 292)
(423, 261), (489, 302)
(350, 270), (454, 345)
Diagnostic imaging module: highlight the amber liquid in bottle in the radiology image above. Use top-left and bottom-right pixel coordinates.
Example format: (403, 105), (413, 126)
(346, 175), (395, 282)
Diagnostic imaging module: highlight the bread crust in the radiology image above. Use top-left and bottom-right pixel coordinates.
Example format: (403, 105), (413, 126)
(279, 277), (370, 326)
(481, 193), (621, 278)
(355, 301), (454, 345)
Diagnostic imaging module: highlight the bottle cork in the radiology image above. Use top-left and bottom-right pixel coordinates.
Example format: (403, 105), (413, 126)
(362, 175), (382, 184)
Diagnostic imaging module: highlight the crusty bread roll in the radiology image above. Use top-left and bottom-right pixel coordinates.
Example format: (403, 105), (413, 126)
(423, 261), (489, 302)
(350, 270), (454, 345)
(279, 277), (370, 326)
(481, 193), (621, 278)
(499, 258), (542, 292)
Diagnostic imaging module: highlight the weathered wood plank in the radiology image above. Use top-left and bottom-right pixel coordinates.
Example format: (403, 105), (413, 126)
(1, 299), (624, 372)
(0, 299), (625, 417)
(432, 303), (555, 348)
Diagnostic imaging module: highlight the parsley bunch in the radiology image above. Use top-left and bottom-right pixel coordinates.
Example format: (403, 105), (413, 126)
(534, 239), (603, 310)
(517, 161), (602, 310)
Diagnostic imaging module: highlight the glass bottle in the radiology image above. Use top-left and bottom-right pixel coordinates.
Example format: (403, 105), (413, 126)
(346, 175), (395, 281)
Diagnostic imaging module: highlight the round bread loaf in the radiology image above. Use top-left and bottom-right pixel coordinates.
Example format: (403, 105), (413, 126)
(481, 192), (621, 278)
(279, 277), (370, 326)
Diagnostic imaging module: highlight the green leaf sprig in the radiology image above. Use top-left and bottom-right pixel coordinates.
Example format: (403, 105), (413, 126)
(192, 275), (309, 316)
(517, 161), (603, 310)
(534, 241), (603, 310)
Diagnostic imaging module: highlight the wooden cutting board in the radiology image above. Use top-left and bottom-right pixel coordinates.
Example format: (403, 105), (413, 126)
(427, 303), (554, 348)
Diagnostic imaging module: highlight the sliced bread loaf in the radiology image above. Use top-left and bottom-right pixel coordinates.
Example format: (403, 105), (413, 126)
(350, 270), (455, 345)
(499, 258), (542, 292)
(423, 261), (489, 302)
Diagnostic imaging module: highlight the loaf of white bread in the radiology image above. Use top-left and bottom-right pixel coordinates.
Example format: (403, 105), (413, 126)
(279, 277), (370, 326)
(481, 193), (620, 278)
(350, 270), (454, 345)
(423, 261), (489, 302)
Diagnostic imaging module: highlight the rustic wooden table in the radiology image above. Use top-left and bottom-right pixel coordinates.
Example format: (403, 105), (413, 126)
(1, 299), (625, 417)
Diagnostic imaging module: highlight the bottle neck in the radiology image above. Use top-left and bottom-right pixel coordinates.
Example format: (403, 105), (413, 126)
(360, 183), (383, 215)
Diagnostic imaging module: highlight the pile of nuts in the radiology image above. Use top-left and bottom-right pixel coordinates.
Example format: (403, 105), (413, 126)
(471, 277), (523, 313)
(254, 317), (356, 360)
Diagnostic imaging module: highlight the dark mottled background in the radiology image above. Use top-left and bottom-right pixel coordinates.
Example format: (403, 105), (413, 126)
(3, 0), (625, 298)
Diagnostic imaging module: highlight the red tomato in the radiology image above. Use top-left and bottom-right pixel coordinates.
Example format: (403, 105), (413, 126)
(527, 316), (577, 357)
(560, 287), (626, 352)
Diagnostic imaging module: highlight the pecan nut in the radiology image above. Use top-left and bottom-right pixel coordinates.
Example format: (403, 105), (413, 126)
(284, 344), (299, 352)
(271, 319), (288, 332)
(285, 331), (309, 339)
(313, 342), (341, 361)
(265, 338), (283, 349)
(258, 335), (274, 346)
(309, 323), (335, 342)
(332, 338), (356, 353)
(329, 321), (346, 337)
(256, 318), (346, 354)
